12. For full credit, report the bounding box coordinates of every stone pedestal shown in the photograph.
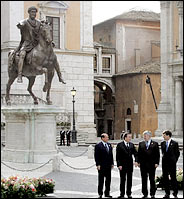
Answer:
[70,143,78,147]
[1,105,65,163]
[154,102,172,136]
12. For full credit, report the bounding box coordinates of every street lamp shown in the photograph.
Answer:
[102,84,106,109]
[146,75,158,110]
[71,87,77,143]
[102,84,106,91]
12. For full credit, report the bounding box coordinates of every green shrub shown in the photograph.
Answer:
[155,168,183,190]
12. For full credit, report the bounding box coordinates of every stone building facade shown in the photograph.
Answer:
[114,62,161,139]
[1,1,97,144]
[93,42,116,139]
[93,10,161,139]
[155,1,183,138]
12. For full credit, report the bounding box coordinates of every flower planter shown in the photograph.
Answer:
[1,176,55,199]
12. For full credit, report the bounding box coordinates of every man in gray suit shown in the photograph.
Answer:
[137,131,160,198]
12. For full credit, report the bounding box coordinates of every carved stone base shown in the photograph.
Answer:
[1,105,65,163]
[70,143,78,147]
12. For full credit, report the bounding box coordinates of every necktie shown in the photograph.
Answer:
[127,143,129,149]
[105,143,109,153]
[146,141,149,149]
[166,141,169,152]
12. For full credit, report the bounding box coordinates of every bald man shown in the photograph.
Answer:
[94,133,114,198]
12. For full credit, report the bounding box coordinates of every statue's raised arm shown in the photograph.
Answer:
[17,20,26,29]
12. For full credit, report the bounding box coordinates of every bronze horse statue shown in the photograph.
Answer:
[5,21,65,105]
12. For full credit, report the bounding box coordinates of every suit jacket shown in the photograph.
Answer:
[60,130,65,138]
[116,141,138,172]
[94,141,114,168]
[138,140,160,167]
[161,139,180,167]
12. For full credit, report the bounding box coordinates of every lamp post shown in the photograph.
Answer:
[71,87,77,143]
[146,75,158,110]
[102,84,106,109]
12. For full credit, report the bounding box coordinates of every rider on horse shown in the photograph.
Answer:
[15,6,65,84]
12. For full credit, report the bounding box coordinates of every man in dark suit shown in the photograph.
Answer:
[66,130,71,146]
[60,130,65,146]
[137,130,160,198]
[161,130,180,198]
[94,133,114,198]
[116,132,138,198]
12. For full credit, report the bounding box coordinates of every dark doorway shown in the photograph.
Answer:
[97,119,104,137]
[127,121,131,133]
[107,120,113,139]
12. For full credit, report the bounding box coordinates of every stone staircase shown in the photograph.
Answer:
[56,129,88,146]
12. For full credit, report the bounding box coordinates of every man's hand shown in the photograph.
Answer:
[97,165,101,170]
[155,164,158,168]
[118,166,122,170]
[111,165,114,169]
[134,162,138,167]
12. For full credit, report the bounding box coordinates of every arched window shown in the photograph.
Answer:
[127,108,131,115]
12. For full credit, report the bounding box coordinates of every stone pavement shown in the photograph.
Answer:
[1,145,183,198]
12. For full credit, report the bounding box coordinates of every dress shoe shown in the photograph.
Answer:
[98,195,102,198]
[117,196,124,198]
[142,196,148,198]
[105,195,112,198]
[151,196,155,198]
[127,195,132,198]
[163,195,170,198]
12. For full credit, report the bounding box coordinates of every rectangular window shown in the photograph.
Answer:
[94,54,97,73]
[135,49,140,67]
[46,16,60,49]
[102,57,110,73]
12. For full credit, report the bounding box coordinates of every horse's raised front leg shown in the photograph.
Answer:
[55,60,66,84]
[46,71,54,105]
[27,76,38,105]
[42,67,49,92]
[5,75,17,105]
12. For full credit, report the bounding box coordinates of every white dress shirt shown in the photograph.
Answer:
[145,139,151,149]
[124,140,130,147]
[102,141,109,151]
[166,138,172,147]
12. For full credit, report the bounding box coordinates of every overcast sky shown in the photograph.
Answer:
[92,1,160,25]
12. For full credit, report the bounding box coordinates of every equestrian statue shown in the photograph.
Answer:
[5,6,66,105]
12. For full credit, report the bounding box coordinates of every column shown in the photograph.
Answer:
[176,1,183,56]
[98,47,102,74]
[175,77,183,133]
